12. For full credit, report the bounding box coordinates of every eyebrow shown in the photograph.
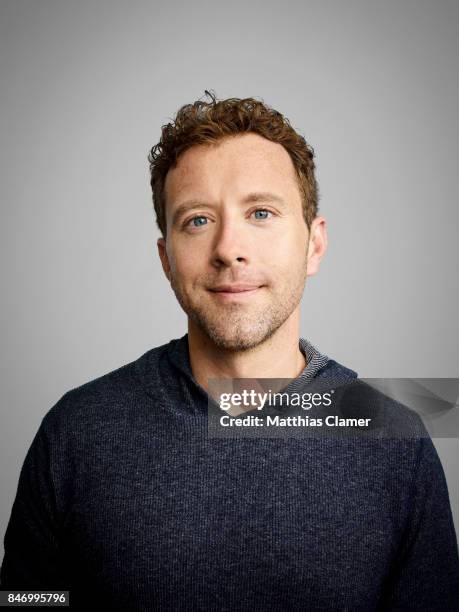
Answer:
[171,192,288,226]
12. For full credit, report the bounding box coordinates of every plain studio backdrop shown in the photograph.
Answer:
[1,0,458,563]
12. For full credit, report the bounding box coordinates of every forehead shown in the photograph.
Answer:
[164,133,300,204]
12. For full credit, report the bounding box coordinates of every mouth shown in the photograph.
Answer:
[208,284,264,300]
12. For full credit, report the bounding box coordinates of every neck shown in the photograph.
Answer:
[187,311,306,391]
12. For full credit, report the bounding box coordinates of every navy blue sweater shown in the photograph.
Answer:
[1,336,459,611]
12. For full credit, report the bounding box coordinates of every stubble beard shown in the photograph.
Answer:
[169,262,308,352]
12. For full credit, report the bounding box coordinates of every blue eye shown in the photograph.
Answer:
[253,209,270,220]
[191,216,208,227]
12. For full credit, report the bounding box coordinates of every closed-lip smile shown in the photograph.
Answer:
[209,284,262,293]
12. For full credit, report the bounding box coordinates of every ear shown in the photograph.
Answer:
[157,237,171,282]
[306,216,328,277]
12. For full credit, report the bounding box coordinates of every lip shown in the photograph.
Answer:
[208,284,264,300]
[209,284,262,293]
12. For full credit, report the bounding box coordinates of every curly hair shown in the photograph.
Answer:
[148,91,319,237]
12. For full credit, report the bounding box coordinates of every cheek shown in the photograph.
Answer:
[168,244,204,283]
[260,230,307,272]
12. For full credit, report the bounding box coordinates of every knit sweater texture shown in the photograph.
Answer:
[1,335,459,611]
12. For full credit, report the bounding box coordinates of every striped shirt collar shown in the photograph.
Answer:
[169,334,330,384]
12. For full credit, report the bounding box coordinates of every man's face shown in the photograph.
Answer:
[158,133,323,351]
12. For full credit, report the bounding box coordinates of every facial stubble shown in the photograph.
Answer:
[169,252,309,352]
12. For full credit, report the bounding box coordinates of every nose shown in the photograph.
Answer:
[211,218,249,269]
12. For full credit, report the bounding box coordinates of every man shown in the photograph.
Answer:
[2,92,458,611]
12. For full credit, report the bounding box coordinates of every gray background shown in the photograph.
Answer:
[1,0,458,562]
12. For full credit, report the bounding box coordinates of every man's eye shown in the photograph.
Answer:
[252,209,272,220]
[187,216,208,228]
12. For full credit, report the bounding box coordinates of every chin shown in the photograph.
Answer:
[197,319,280,352]
[208,335,261,352]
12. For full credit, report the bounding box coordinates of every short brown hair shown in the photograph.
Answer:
[148,91,319,237]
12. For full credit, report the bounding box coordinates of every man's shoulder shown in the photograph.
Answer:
[42,339,175,428]
[315,358,359,381]
[315,359,429,439]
